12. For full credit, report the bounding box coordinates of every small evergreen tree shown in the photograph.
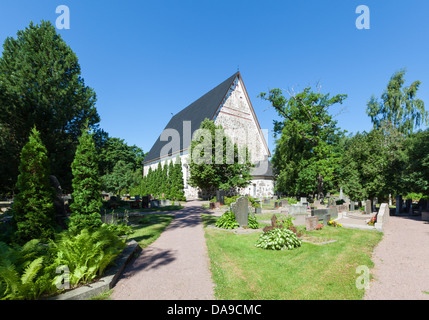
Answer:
[69,126,102,233]
[12,127,57,244]
[172,156,186,201]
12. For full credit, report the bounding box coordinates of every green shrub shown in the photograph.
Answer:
[12,127,57,244]
[0,240,55,300]
[50,225,125,287]
[215,211,259,230]
[69,126,103,233]
[255,228,302,251]
[215,211,239,229]
[247,215,259,229]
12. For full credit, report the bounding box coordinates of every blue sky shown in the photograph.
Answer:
[1,0,429,156]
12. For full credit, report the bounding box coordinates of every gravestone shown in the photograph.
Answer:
[323,214,331,226]
[313,200,321,208]
[395,195,402,215]
[150,200,160,208]
[405,199,412,215]
[350,201,355,211]
[263,199,270,205]
[365,200,372,215]
[279,199,288,207]
[134,195,141,201]
[312,208,338,220]
[141,196,149,209]
[300,197,307,204]
[305,216,318,231]
[263,215,278,232]
[289,205,307,215]
[375,203,390,231]
[216,190,225,205]
[233,197,249,227]
[272,196,278,201]
[292,213,308,226]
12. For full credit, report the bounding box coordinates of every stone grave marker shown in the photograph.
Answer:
[374,203,389,231]
[322,214,331,225]
[365,200,372,215]
[305,216,318,231]
[312,208,338,220]
[263,215,278,232]
[216,190,225,205]
[292,213,308,226]
[289,205,307,215]
[234,197,249,227]
[279,199,288,207]
[395,195,402,215]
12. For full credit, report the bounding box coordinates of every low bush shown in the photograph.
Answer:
[50,225,126,287]
[215,211,259,230]
[215,211,239,229]
[0,224,126,300]
[255,228,302,251]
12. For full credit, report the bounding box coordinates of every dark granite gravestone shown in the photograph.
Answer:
[216,190,225,205]
[311,208,338,220]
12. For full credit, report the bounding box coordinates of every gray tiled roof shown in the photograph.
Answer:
[144,72,239,164]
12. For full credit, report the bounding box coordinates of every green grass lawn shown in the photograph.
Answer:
[202,214,382,300]
[127,214,175,248]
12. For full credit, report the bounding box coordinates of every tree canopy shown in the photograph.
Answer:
[259,87,347,197]
[188,119,253,194]
[0,21,99,194]
[366,69,427,136]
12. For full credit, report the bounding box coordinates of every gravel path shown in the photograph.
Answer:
[364,215,429,300]
[110,200,215,300]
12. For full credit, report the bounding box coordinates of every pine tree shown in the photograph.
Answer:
[12,127,57,244]
[0,21,99,195]
[69,126,102,233]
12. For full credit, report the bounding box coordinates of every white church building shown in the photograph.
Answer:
[143,72,274,200]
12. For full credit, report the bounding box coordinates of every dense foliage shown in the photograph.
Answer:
[141,155,186,201]
[0,21,99,194]
[68,126,103,233]
[188,119,253,195]
[12,127,57,245]
[259,87,346,197]
[0,225,125,300]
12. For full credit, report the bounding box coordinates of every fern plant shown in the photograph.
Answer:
[0,240,55,300]
[50,225,125,287]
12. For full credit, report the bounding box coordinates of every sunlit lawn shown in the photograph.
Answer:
[202,214,382,300]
